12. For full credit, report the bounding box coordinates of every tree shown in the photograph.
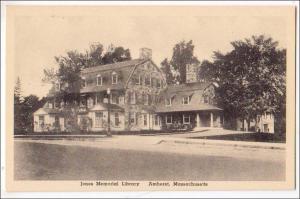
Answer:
[14,77,24,133]
[160,58,175,84]
[22,95,40,132]
[43,43,132,95]
[102,45,131,64]
[14,77,22,104]
[200,35,286,133]
[170,40,200,84]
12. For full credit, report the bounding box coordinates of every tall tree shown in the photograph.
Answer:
[170,40,200,84]
[200,35,286,133]
[14,77,22,104]
[14,77,24,133]
[160,58,175,84]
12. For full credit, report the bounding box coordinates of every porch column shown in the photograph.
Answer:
[196,113,200,128]
[216,114,221,127]
[210,112,214,127]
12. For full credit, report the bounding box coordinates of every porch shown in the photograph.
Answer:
[159,111,223,131]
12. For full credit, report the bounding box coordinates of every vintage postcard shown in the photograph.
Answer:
[2,3,297,194]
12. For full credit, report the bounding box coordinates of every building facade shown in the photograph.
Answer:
[33,48,223,133]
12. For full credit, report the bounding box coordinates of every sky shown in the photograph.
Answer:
[13,7,288,98]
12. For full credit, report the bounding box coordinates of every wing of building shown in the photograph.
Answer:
[33,48,224,133]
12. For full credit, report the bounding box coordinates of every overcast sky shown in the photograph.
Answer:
[13,7,287,98]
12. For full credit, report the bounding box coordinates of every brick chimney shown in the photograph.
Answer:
[139,48,152,60]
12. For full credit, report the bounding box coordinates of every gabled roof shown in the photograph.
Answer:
[34,108,62,115]
[159,81,213,98]
[157,81,222,112]
[80,59,148,93]
[81,59,145,74]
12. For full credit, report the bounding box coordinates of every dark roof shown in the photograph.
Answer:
[156,103,222,113]
[162,82,212,94]
[156,81,222,113]
[80,59,148,93]
[81,59,146,74]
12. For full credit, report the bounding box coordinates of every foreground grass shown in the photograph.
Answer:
[190,132,286,143]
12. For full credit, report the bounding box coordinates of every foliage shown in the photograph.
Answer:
[199,35,286,132]
[161,40,200,84]
[14,77,45,133]
[43,43,132,96]
[160,58,174,84]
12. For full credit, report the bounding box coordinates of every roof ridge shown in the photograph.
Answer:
[81,59,144,74]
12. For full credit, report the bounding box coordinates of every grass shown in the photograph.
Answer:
[190,132,286,143]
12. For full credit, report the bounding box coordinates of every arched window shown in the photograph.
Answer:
[112,71,118,84]
[97,74,102,86]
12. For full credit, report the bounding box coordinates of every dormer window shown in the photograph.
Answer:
[81,77,86,88]
[97,74,102,86]
[112,71,118,84]
[165,98,172,106]
[182,96,191,105]
[203,96,209,104]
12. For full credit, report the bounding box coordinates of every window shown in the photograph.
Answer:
[143,114,147,126]
[114,112,120,127]
[183,115,190,124]
[118,96,124,105]
[39,115,44,128]
[112,72,118,84]
[166,115,172,124]
[145,75,151,86]
[136,75,141,85]
[129,92,136,104]
[111,94,118,104]
[151,78,156,87]
[95,112,103,127]
[165,98,172,106]
[54,116,60,127]
[182,96,190,105]
[144,94,149,105]
[129,112,136,125]
[157,79,161,88]
[81,77,86,88]
[97,75,102,86]
[96,94,102,104]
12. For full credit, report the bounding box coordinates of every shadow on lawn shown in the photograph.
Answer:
[189,132,286,143]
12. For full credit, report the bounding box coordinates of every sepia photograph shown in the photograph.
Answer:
[1,2,298,196]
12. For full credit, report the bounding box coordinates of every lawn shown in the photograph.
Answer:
[189,132,286,143]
